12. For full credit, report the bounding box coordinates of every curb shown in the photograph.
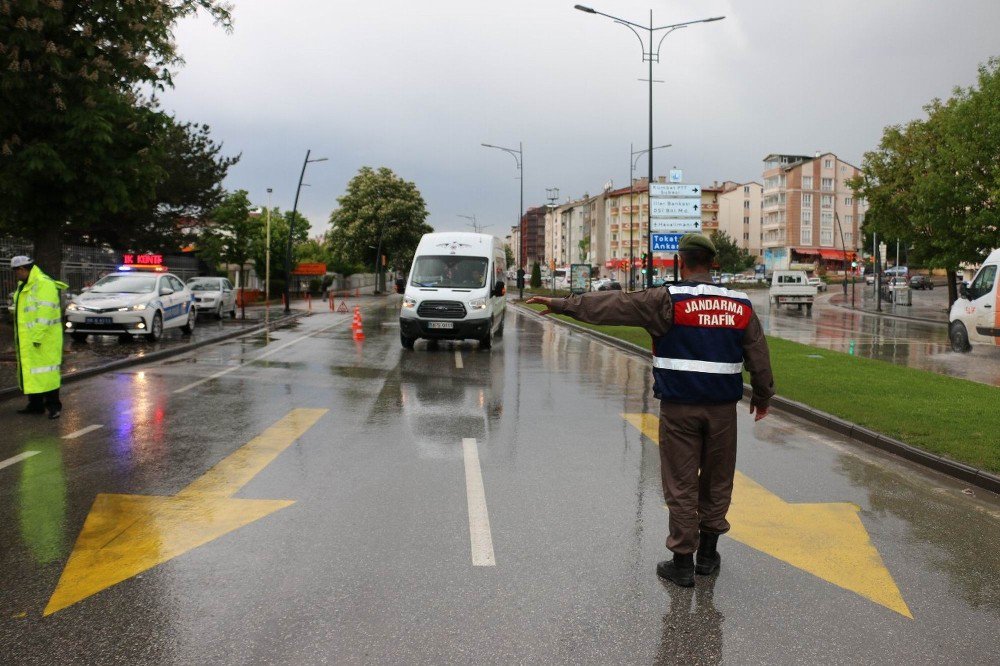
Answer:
[0,311,310,404]
[512,302,1000,495]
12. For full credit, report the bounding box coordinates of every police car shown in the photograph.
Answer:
[64,269,195,342]
[949,248,999,352]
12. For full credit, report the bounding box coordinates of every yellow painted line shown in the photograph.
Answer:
[178,408,326,498]
[44,408,328,616]
[622,412,912,619]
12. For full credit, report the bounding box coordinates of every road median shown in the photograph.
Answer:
[513,301,1000,493]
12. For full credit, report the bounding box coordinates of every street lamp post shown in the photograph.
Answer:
[284,149,328,313]
[265,188,272,330]
[630,142,671,290]
[482,142,523,267]
[546,187,560,295]
[575,5,723,288]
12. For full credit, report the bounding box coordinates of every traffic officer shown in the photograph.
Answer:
[526,233,774,587]
[10,256,67,419]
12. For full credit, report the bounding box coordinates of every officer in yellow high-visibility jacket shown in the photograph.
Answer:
[10,256,67,419]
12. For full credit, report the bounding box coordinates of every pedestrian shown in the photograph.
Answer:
[526,233,775,587]
[9,256,67,419]
[516,266,526,300]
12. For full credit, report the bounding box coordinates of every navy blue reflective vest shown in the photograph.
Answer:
[652,282,753,404]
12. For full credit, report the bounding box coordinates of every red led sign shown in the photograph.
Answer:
[122,254,164,266]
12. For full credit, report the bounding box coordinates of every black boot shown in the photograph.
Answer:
[696,532,721,575]
[656,553,695,587]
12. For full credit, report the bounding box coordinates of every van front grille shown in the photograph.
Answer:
[417,300,466,319]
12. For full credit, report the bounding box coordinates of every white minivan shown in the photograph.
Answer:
[949,248,999,352]
[398,232,506,349]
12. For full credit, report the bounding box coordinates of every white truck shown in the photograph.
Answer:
[769,270,818,315]
[948,248,999,352]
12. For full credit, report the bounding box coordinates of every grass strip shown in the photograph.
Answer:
[522,302,1000,473]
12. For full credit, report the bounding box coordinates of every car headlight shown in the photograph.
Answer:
[402,296,417,309]
[468,297,488,310]
[129,303,148,311]
[66,303,80,312]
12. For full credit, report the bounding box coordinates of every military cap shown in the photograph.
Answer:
[678,233,716,256]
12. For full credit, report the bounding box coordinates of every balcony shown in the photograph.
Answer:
[610,207,619,215]
[702,203,719,213]
[610,224,619,232]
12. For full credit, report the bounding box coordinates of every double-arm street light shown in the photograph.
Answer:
[481,142,523,266]
[285,149,328,313]
[630,142,671,290]
[575,5,723,288]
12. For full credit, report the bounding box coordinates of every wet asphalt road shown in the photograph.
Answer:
[1,299,999,664]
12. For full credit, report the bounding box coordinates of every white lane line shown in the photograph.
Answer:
[173,320,344,394]
[62,424,104,440]
[455,349,464,369]
[0,451,40,471]
[462,437,495,566]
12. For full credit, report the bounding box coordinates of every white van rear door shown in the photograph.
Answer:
[970,264,998,343]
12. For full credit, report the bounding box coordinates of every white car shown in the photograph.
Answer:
[65,271,195,342]
[187,277,237,319]
[807,276,828,292]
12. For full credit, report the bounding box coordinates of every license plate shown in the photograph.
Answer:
[85,317,113,325]
[428,321,454,329]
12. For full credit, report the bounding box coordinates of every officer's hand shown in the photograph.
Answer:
[750,403,768,421]
[524,296,553,315]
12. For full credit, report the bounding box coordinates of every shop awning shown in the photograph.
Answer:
[792,248,820,256]
[819,249,856,260]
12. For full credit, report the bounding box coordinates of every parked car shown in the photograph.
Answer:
[598,280,622,291]
[592,278,612,291]
[807,276,828,292]
[187,277,237,319]
[64,271,195,342]
[909,275,934,290]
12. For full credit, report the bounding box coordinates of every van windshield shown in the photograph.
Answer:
[411,256,489,289]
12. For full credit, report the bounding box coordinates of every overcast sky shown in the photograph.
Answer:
[160,0,1000,237]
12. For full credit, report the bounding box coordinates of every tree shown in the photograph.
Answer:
[504,244,515,267]
[327,167,433,276]
[853,58,1000,305]
[201,191,256,318]
[248,208,310,298]
[0,0,233,274]
[530,262,542,288]
[712,231,755,274]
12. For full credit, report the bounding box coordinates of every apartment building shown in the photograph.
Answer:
[519,205,548,268]
[701,183,724,236]
[717,181,764,260]
[602,180,648,280]
[761,152,867,272]
[543,194,603,269]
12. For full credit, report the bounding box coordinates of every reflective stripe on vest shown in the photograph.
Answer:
[652,357,743,374]
[30,364,61,374]
[25,318,62,328]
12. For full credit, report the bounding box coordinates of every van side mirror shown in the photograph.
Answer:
[493,282,505,298]
[959,282,970,300]
[394,278,405,294]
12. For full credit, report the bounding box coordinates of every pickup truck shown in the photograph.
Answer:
[769,270,818,315]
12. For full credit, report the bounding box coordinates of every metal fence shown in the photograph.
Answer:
[1,238,204,310]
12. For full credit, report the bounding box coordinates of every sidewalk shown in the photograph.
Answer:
[0,305,308,397]
[827,282,950,325]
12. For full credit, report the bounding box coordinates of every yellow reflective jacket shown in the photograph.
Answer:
[13,265,68,394]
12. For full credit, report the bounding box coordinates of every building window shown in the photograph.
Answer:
[845,214,853,226]
[820,230,834,246]
[801,209,812,225]
[800,226,812,245]
[744,185,750,194]
[821,195,833,208]
[845,231,853,245]
[802,193,812,206]
[845,196,853,205]
[821,177,834,191]
[824,159,833,168]
[802,176,813,189]
[744,200,751,209]
[743,216,750,225]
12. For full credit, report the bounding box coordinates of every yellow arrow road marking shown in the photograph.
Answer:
[622,412,912,619]
[44,408,327,616]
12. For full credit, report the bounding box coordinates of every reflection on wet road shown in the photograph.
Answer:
[750,290,1000,386]
[0,299,998,664]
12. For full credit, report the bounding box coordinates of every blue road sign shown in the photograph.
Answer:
[651,233,682,252]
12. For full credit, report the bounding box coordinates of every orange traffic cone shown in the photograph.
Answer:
[352,306,365,340]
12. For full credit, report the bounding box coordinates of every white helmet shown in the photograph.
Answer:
[10,255,32,269]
